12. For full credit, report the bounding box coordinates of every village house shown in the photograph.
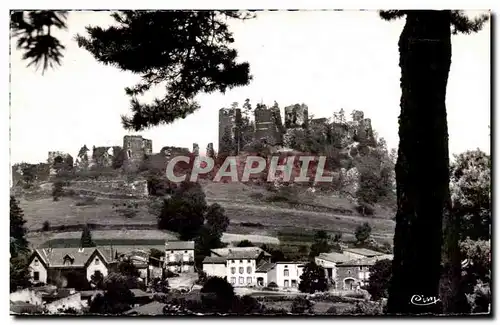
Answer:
[335,254,393,290]
[28,247,116,286]
[315,251,353,286]
[164,241,195,273]
[202,247,271,287]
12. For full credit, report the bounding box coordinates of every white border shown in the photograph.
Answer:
[1,1,497,325]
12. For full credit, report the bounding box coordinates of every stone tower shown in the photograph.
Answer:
[123,135,152,171]
[254,105,281,146]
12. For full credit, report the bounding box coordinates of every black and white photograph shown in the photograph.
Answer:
[7,6,492,317]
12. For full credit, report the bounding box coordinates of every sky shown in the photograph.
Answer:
[10,10,491,165]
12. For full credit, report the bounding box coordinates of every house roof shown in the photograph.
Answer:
[316,252,353,264]
[124,301,166,315]
[211,247,270,259]
[115,245,166,256]
[339,254,394,267]
[32,247,115,268]
[202,256,226,264]
[256,262,276,273]
[343,248,384,257]
[276,261,308,264]
[165,241,195,251]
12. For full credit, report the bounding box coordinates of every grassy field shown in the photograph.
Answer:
[17,179,394,251]
[18,197,157,231]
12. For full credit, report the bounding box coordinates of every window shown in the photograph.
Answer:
[240,260,243,263]
[184,251,188,253]
[231,277,236,284]
[284,269,289,277]
[34,272,39,281]
[247,267,252,274]
[247,260,251,263]
[95,258,100,265]
[239,277,244,284]
[171,251,174,253]
[34,259,39,266]
[247,277,252,284]
[347,270,351,275]
[231,260,235,264]
[231,267,236,274]
[284,280,289,287]
[291,280,297,287]
[239,267,244,274]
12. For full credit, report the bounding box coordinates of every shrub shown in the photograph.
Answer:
[249,192,264,200]
[356,202,375,216]
[236,240,254,248]
[42,221,50,232]
[291,296,313,314]
[325,305,338,314]
[267,282,278,289]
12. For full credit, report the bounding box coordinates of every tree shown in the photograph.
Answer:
[77,145,90,170]
[205,203,229,237]
[355,223,371,244]
[309,230,331,258]
[89,274,135,315]
[367,259,392,301]
[242,98,253,119]
[42,220,50,232]
[450,150,491,241]
[75,11,253,131]
[236,240,254,248]
[149,248,164,260]
[10,196,29,258]
[20,164,36,188]
[459,238,491,311]
[10,257,31,292]
[117,259,141,278]
[52,180,64,201]
[201,276,235,312]
[291,296,313,314]
[158,181,207,240]
[379,10,489,314]
[80,224,96,248]
[298,262,328,294]
[150,277,169,293]
[10,11,68,73]
[90,270,105,289]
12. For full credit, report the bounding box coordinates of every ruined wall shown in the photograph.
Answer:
[284,104,308,129]
[92,146,122,168]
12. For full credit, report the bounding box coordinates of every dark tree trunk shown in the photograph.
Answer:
[387,10,452,315]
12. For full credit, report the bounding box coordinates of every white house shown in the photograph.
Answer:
[202,256,226,278]
[28,247,116,285]
[269,262,307,290]
[202,247,271,287]
[164,241,195,273]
